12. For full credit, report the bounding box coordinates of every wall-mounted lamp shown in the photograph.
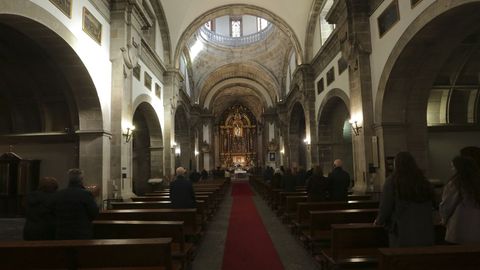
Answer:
[175,146,181,156]
[349,119,362,136]
[280,148,285,155]
[194,150,199,156]
[303,137,311,145]
[123,125,135,143]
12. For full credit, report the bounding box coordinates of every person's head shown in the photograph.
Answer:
[333,159,343,168]
[391,152,433,202]
[460,146,480,168]
[38,177,58,193]
[176,167,186,176]
[67,169,84,187]
[451,156,480,204]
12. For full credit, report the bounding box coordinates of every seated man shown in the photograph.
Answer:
[170,167,196,208]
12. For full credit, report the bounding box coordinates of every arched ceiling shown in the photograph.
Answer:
[160,0,313,59]
[211,86,265,120]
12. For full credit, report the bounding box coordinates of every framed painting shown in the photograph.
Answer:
[49,0,72,18]
[377,0,400,38]
[83,7,102,44]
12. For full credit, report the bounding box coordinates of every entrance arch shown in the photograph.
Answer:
[376,1,480,180]
[132,102,163,195]
[317,90,352,176]
[0,13,104,193]
[288,102,307,169]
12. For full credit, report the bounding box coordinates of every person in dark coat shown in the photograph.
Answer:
[328,159,351,201]
[283,168,296,192]
[170,167,196,208]
[23,177,58,240]
[375,152,435,247]
[189,170,201,183]
[53,169,99,240]
[200,169,209,181]
[296,167,307,186]
[307,166,329,202]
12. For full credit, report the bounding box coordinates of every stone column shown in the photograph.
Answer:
[109,2,145,199]
[162,70,181,177]
[338,0,375,193]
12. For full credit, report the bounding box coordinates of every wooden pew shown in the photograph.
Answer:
[378,245,480,270]
[319,223,388,269]
[137,195,216,216]
[93,220,193,269]
[0,238,176,270]
[303,209,378,252]
[293,200,379,232]
[97,209,201,239]
[109,201,208,226]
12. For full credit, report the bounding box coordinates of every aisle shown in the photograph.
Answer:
[221,182,284,270]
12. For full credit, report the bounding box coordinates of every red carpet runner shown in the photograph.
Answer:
[222,182,284,270]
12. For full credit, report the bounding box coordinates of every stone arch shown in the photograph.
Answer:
[132,101,163,195]
[0,3,103,130]
[173,4,304,69]
[288,102,307,169]
[150,0,172,64]
[304,0,324,61]
[375,0,480,179]
[316,90,353,176]
[0,4,106,195]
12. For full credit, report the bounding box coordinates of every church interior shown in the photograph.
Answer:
[1,0,480,269]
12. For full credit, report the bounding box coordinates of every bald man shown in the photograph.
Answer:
[170,167,196,208]
[328,159,351,201]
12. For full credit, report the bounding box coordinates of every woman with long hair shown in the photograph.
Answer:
[440,156,480,244]
[375,152,435,247]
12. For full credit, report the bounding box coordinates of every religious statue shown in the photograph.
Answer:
[232,111,243,138]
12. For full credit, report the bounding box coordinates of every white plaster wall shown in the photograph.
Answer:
[132,59,165,130]
[155,20,165,62]
[31,0,112,131]
[428,131,480,182]
[243,15,257,35]
[215,16,230,36]
[315,52,350,121]
[369,0,436,115]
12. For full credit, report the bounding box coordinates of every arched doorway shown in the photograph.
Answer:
[377,1,480,181]
[289,102,307,169]
[317,93,353,176]
[174,106,190,170]
[132,102,163,195]
[0,15,102,189]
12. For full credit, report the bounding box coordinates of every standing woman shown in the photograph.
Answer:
[375,152,435,247]
[23,177,58,240]
[440,156,480,244]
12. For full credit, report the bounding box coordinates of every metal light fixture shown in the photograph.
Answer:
[123,125,135,143]
[349,119,362,136]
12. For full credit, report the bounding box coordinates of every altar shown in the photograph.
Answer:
[218,104,257,168]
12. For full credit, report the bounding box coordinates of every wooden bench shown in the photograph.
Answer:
[293,200,379,232]
[97,209,201,239]
[109,201,208,226]
[93,220,193,269]
[379,245,480,270]
[0,238,175,270]
[138,195,216,215]
[319,223,388,269]
[303,209,379,253]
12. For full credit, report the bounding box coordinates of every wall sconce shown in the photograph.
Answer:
[280,148,285,155]
[175,146,181,156]
[123,125,135,143]
[194,150,199,156]
[349,119,362,136]
[303,137,311,145]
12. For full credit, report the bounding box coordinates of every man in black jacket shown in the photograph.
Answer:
[53,169,99,240]
[170,167,196,208]
[328,159,351,201]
